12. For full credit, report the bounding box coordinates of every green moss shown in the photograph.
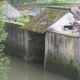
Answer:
[4,41,27,60]
[17,16,30,23]
[46,55,79,80]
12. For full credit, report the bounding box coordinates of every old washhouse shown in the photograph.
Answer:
[4,3,80,79]
[21,7,69,62]
[21,6,80,63]
[5,5,80,67]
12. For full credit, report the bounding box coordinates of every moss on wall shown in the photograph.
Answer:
[4,41,28,61]
[46,55,79,80]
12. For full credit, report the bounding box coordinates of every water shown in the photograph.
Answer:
[6,55,70,80]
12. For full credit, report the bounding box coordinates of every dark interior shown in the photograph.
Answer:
[28,31,45,63]
[64,25,73,30]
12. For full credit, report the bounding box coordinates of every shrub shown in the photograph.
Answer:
[17,16,30,23]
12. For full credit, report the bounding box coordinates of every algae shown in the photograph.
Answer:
[4,41,27,61]
[46,54,79,80]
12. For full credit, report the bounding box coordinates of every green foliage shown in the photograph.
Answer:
[17,17,30,23]
[69,59,73,65]
[0,6,10,80]
[6,0,80,6]
[0,57,10,80]
[0,0,6,2]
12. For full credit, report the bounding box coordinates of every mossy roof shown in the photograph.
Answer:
[21,6,70,33]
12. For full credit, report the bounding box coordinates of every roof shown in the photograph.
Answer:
[21,6,69,33]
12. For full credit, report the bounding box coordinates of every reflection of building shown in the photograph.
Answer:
[0,2,21,21]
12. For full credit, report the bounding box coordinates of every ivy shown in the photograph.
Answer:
[0,5,10,80]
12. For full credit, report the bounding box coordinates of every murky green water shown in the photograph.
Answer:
[6,55,70,80]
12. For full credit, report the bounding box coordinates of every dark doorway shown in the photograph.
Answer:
[28,31,45,63]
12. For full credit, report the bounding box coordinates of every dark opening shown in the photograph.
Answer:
[64,25,73,30]
[28,31,45,63]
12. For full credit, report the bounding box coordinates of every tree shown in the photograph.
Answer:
[0,5,10,80]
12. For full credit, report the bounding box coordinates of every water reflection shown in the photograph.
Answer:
[7,55,70,80]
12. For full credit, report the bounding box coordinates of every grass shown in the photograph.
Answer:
[17,16,30,24]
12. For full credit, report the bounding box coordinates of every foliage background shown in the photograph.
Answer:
[0,0,79,8]
[0,0,79,6]
[0,5,10,80]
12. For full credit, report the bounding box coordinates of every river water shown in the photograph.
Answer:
[6,55,70,80]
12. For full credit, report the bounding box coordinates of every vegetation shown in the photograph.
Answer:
[0,5,10,80]
[0,0,79,6]
[17,16,30,23]
[6,0,80,6]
